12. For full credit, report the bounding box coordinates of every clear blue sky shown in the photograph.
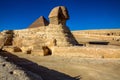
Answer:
[0,0,120,31]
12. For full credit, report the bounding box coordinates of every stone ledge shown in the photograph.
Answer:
[52,46,120,58]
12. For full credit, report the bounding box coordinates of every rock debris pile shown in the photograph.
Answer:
[0,55,43,80]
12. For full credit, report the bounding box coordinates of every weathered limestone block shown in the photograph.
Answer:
[52,46,120,58]
[2,46,14,52]
[13,46,22,52]
[13,38,23,47]
[0,34,5,49]
[2,30,14,46]
[13,28,46,51]
[45,38,57,47]
[2,46,21,52]
[26,49,32,54]
[21,46,33,54]
[42,46,52,56]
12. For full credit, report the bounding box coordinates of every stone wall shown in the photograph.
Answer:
[0,30,14,46]
[72,29,120,45]
[0,33,5,48]
[12,24,78,52]
[52,46,120,58]
[13,27,46,52]
[72,29,120,36]
[0,24,78,53]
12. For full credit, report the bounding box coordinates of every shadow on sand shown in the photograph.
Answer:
[0,50,81,80]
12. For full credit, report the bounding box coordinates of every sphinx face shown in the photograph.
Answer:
[60,6,69,19]
[48,6,69,25]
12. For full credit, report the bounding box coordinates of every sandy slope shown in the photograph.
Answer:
[5,52,120,80]
[0,55,43,80]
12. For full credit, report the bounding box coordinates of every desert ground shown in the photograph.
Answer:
[0,49,120,80]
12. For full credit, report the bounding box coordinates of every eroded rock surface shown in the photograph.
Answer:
[49,6,69,25]
[0,54,43,80]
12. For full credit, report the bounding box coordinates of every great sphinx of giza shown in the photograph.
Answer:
[0,6,78,55]
[46,6,78,47]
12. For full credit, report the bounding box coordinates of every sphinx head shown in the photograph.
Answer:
[48,6,69,25]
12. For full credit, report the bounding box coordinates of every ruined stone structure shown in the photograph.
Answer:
[0,6,120,58]
[47,6,78,47]
[0,6,78,55]
[72,29,120,46]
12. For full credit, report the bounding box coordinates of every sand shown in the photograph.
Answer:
[0,51,120,80]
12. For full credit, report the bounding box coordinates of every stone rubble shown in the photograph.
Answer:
[0,55,43,80]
